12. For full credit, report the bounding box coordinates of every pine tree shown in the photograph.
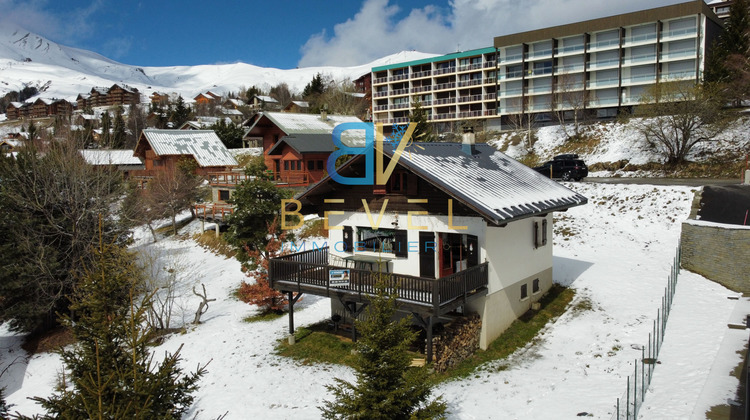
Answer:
[410,99,436,142]
[705,0,750,105]
[112,107,127,148]
[169,96,192,128]
[210,118,245,148]
[320,282,447,420]
[100,111,112,147]
[28,238,206,419]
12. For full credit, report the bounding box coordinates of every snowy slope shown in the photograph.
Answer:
[2,184,744,419]
[0,23,436,101]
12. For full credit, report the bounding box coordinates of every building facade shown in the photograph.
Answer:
[371,0,723,129]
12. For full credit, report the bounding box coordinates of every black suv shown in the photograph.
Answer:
[533,154,588,181]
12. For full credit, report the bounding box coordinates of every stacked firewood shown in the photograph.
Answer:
[429,314,481,372]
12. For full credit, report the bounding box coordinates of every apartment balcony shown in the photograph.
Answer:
[389,74,409,82]
[269,247,489,316]
[621,54,656,66]
[374,91,389,98]
[421,100,433,106]
[527,68,553,78]
[433,82,457,91]
[434,67,457,75]
[525,48,553,61]
[412,70,432,79]
[483,61,497,68]
[499,88,524,98]
[621,96,643,106]
[659,49,696,62]
[374,104,389,111]
[587,38,620,52]
[373,76,388,85]
[588,97,619,107]
[484,93,497,100]
[586,77,619,89]
[623,32,657,47]
[434,97,457,105]
[660,71,697,82]
[527,85,552,95]
[498,71,524,81]
[483,109,497,116]
[390,103,410,110]
[411,85,433,93]
[391,117,410,123]
[457,79,483,87]
[458,110,484,118]
[458,63,483,72]
[501,105,524,114]
[498,53,523,64]
[390,88,409,96]
[528,103,551,111]
[660,27,698,42]
[555,63,585,74]
[554,44,586,57]
[621,74,657,86]
[588,58,621,71]
[433,112,457,120]
[458,94,483,103]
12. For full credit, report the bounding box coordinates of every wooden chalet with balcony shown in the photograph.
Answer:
[107,84,140,106]
[243,111,365,186]
[131,129,238,184]
[269,131,587,361]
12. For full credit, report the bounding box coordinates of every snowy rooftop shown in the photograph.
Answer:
[255,95,278,103]
[139,129,238,168]
[382,142,588,224]
[251,112,365,144]
[79,149,143,166]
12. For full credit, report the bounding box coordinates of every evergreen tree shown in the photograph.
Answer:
[26,121,38,142]
[100,111,112,147]
[169,96,192,128]
[320,282,447,420]
[112,107,127,148]
[410,99,436,142]
[705,0,750,104]
[210,118,245,148]
[27,239,206,419]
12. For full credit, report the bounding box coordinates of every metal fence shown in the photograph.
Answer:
[610,246,681,420]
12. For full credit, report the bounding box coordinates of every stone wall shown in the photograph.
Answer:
[680,219,750,293]
[429,314,482,372]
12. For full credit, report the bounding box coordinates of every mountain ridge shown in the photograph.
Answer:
[0,24,437,103]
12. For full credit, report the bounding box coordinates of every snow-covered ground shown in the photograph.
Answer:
[1,183,746,419]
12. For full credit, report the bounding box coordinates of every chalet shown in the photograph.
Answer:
[150,92,170,105]
[107,84,140,106]
[194,91,221,105]
[221,107,244,124]
[223,98,246,109]
[4,102,26,120]
[282,101,309,113]
[0,139,21,153]
[79,149,145,178]
[265,134,334,186]
[243,111,364,185]
[131,129,238,179]
[76,94,90,110]
[269,131,587,361]
[248,95,280,112]
[28,98,72,119]
[89,87,110,107]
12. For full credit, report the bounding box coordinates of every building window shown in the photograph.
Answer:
[534,218,548,248]
[542,219,548,246]
[307,160,315,171]
[284,160,289,170]
[153,159,164,167]
[219,190,230,201]
[355,227,407,257]
[521,284,528,300]
[317,160,324,170]
[533,278,540,294]
[390,172,407,192]
[296,160,302,171]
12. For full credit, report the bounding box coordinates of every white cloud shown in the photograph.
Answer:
[0,0,102,44]
[298,0,689,67]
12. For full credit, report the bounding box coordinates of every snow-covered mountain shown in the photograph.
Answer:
[0,23,436,102]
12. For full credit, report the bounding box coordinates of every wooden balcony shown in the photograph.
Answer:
[207,171,250,187]
[195,203,234,221]
[269,247,489,316]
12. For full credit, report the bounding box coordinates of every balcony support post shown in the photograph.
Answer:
[287,291,303,335]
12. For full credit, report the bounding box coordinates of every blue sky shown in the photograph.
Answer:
[0,0,690,69]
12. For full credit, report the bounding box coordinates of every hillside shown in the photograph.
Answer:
[0,23,436,101]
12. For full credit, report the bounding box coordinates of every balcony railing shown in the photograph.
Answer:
[411,85,433,93]
[458,63,483,72]
[458,79,483,87]
[434,67,456,75]
[458,94,483,103]
[412,70,432,78]
[195,203,234,220]
[269,247,489,314]
[207,172,250,186]
[661,27,697,40]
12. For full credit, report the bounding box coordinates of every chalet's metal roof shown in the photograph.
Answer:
[297,142,587,225]
[267,134,336,155]
[139,129,238,168]
[80,149,144,166]
[382,143,587,224]
[247,112,366,145]
[255,95,278,103]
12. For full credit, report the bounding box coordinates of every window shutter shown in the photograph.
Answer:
[394,230,408,258]
[542,219,548,246]
[533,221,539,249]
[343,226,353,252]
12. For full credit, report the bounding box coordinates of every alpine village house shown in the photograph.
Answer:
[269,129,587,361]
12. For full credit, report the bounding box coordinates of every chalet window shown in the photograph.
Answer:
[153,159,164,167]
[542,219,548,246]
[284,161,289,170]
[355,227,406,256]
[307,160,315,171]
[296,160,302,171]
[218,190,230,201]
[533,278,540,294]
[389,172,407,193]
[317,160,324,170]
[521,284,528,300]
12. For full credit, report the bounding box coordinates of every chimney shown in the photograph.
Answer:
[320,105,328,121]
[461,126,476,155]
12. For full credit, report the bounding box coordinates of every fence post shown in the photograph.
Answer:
[626,378,630,420]
[642,348,646,401]
[634,360,638,415]
[616,398,620,420]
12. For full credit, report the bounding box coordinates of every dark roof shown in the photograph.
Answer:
[266,134,336,155]
[296,142,587,225]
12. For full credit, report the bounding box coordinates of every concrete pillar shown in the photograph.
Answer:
[744,169,750,185]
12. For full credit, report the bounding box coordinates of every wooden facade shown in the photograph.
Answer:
[107,84,140,106]
[194,91,221,105]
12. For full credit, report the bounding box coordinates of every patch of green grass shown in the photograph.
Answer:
[243,311,285,323]
[430,284,575,383]
[192,231,236,258]
[276,323,359,368]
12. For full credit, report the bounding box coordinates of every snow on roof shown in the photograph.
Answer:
[267,134,336,155]
[380,143,587,224]
[255,95,278,103]
[291,101,309,107]
[224,98,245,106]
[80,149,143,166]
[140,129,238,168]
[222,108,243,116]
[9,102,24,108]
[254,112,365,144]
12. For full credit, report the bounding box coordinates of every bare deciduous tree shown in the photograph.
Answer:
[552,72,590,139]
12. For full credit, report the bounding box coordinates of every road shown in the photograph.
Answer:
[583,177,742,187]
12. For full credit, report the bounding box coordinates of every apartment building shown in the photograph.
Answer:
[371,0,723,129]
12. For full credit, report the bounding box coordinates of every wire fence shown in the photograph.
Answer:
[610,246,681,420]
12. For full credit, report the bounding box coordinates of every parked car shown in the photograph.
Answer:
[533,154,588,181]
